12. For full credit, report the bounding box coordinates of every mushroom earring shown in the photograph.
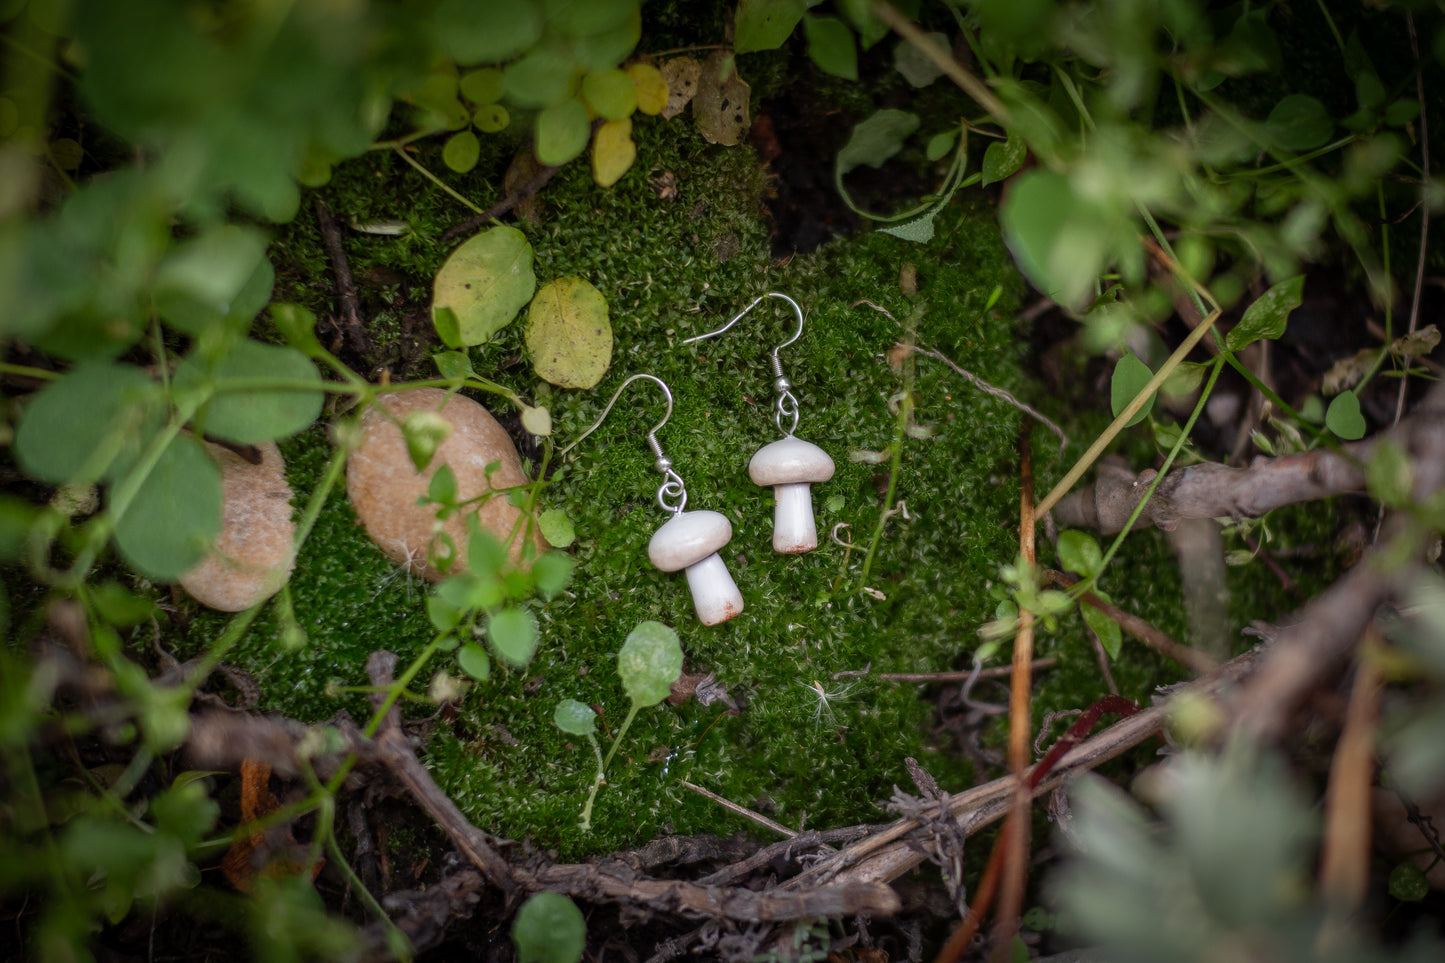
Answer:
[684,293,835,554]
[557,374,743,626]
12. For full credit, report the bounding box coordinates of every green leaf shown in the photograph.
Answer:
[432,226,537,347]
[525,277,613,389]
[457,643,491,681]
[893,32,947,87]
[553,699,597,736]
[113,434,222,582]
[90,581,158,627]
[1326,390,1367,440]
[734,0,806,54]
[617,620,683,708]
[999,168,1111,309]
[581,69,637,120]
[879,215,937,243]
[1226,275,1304,351]
[1385,99,1420,127]
[837,109,920,175]
[466,522,509,577]
[1109,352,1155,427]
[404,411,454,473]
[152,225,270,336]
[429,463,459,507]
[427,594,463,633]
[837,0,888,48]
[14,361,163,485]
[1264,94,1332,152]
[804,16,857,81]
[505,44,580,109]
[925,129,958,162]
[474,103,510,133]
[1081,602,1123,661]
[442,130,481,173]
[179,340,324,444]
[1365,438,1412,508]
[532,552,575,599]
[1057,530,1104,579]
[569,6,641,73]
[982,134,1026,186]
[460,67,505,105]
[539,508,576,548]
[433,350,475,381]
[269,304,326,358]
[512,891,586,963]
[487,606,539,668]
[436,0,543,65]
[1389,862,1429,902]
[535,97,592,166]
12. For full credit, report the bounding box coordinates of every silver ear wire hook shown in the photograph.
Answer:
[557,373,688,514]
[682,292,805,436]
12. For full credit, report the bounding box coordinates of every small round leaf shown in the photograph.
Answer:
[442,130,481,173]
[457,642,491,681]
[1057,530,1104,579]
[512,891,585,963]
[525,277,613,389]
[521,405,552,437]
[581,69,637,120]
[1326,390,1367,440]
[553,699,597,736]
[626,63,668,115]
[432,226,537,347]
[617,620,683,708]
[487,606,539,668]
[1389,863,1429,902]
[1109,352,1155,427]
[459,67,505,105]
[539,508,575,548]
[591,117,636,188]
[535,97,591,166]
[474,103,510,133]
[15,361,163,485]
[178,340,324,444]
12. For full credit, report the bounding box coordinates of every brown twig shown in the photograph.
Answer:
[439,163,560,243]
[1318,632,1384,911]
[314,197,371,357]
[907,344,1070,452]
[1045,569,1218,674]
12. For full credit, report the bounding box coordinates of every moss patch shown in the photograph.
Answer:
[175,81,1315,862]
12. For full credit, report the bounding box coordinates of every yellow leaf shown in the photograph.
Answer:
[592,117,636,188]
[525,277,613,389]
[627,63,669,115]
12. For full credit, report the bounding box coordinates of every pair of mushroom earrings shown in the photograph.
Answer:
[558,293,835,626]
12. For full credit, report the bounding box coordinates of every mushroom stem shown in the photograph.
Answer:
[771,482,818,554]
[683,553,744,626]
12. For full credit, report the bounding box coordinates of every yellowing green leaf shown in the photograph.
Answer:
[474,104,510,133]
[442,129,480,173]
[459,67,505,105]
[627,63,668,115]
[525,277,613,389]
[591,116,636,187]
[432,226,537,347]
[581,69,637,120]
[693,52,750,146]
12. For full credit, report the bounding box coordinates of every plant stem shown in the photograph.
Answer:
[601,703,640,774]
[391,144,483,215]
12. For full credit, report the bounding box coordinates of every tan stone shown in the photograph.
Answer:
[179,441,296,612]
[346,388,544,581]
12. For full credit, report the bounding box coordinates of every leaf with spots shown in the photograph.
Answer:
[693,52,750,146]
[432,226,536,347]
[659,56,700,120]
[525,277,613,388]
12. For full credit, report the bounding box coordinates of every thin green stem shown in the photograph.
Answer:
[601,703,640,774]
[0,362,59,381]
[391,145,483,215]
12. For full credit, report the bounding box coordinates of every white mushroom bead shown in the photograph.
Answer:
[647,510,744,625]
[748,436,835,554]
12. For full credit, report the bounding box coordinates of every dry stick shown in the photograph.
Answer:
[679,779,799,840]
[906,344,1070,452]
[1037,312,1220,519]
[440,163,560,243]
[784,649,1260,896]
[1318,630,1384,912]
[1045,569,1218,675]
[991,421,1038,960]
[314,197,371,357]
[872,1,1011,125]
[831,659,1058,682]
[363,652,899,922]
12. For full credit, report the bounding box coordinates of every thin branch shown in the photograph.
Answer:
[440,162,560,243]
[314,197,371,358]
[830,658,1058,682]
[1046,569,1218,674]
[1393,10,1431,428]
[907,344,1070,451]
[679,779,800,840]
[872,1,1011,125]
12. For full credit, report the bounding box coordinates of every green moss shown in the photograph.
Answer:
[172,79,1314,862]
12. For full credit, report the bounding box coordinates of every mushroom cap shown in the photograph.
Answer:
[647,510,733,572]
[748,435,835,486]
